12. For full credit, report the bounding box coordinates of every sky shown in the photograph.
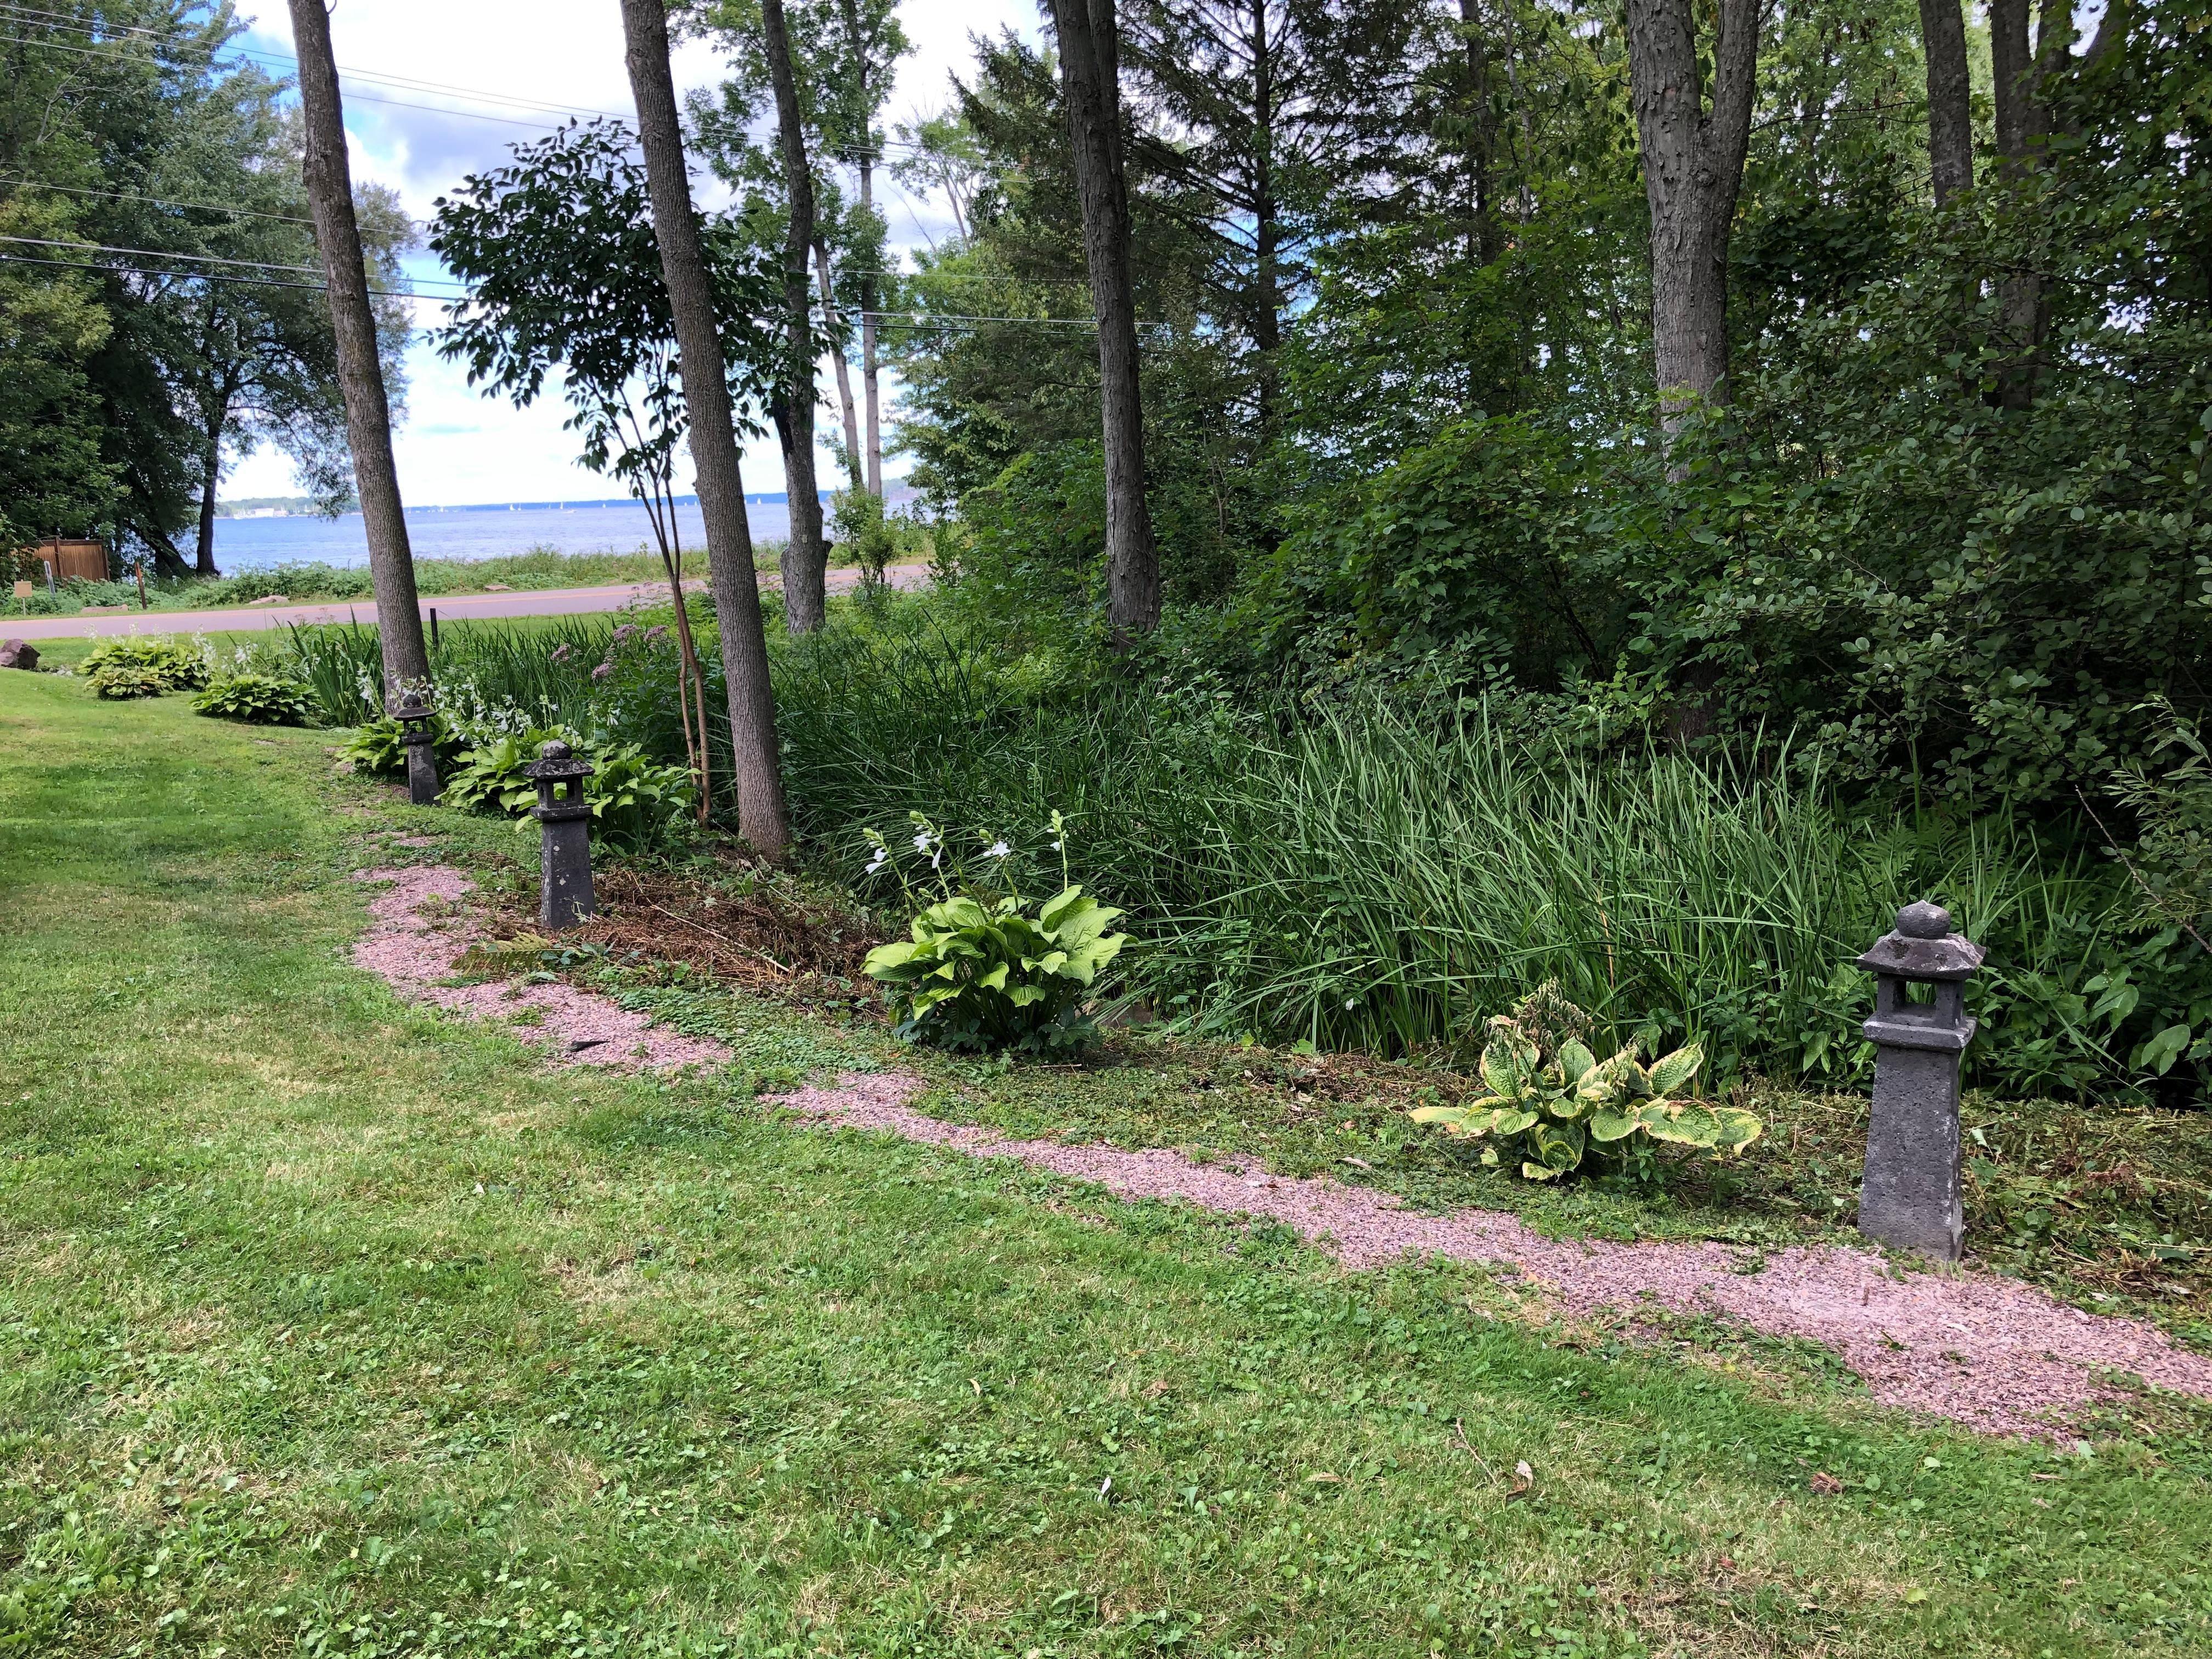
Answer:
[222,0,1040,507]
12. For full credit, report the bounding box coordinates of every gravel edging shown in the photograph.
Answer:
[343,866,2212,1436]
[767,1070,2212,1437]
[353,864,730,1071]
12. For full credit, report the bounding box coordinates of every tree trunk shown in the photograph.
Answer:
[760,0,828,635]
[1049,0,1161,637]
[1989,0,2065,408]
[1623,0,1760,425]
[195,427,222,576]
[854,160,880,504]
[1458,0,1500,266]
[838,0,885,499]
[815,239,866,493]
[1250,0,1280,438]
[287,0,428,693]
[1990,0,2039,170]
[1917,0,1974,206]
[860,156,883,498]
[619,0,791,860]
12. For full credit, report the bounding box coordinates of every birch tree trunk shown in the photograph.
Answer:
[1623,0,1760,425]
[1048,0,1161,638]
[1917,0,1974,206]
[618,0,791,859]
[286,0,428,692]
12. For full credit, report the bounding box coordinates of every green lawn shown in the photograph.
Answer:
[4,675,2211,1657]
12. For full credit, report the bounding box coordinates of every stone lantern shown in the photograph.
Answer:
[393,690,441,806]
[1855,900,1985,1263]
[522,740,596,929]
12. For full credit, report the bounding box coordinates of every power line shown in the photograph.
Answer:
[0,20,617,131]
[0,1,631,121]
[861,309,1165,328]
[1,177,315,227]
[0,249,438,302]
[0,232,461,291]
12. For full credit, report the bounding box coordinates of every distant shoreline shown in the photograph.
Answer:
[216,486,909,520]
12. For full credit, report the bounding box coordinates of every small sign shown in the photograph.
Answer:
[11,581,29,600]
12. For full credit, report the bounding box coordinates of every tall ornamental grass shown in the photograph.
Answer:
[772,608,2179,1096]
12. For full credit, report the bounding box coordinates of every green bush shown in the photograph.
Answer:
[338,710,465,776]
[1408,984,1761,1181]
[85,661,168,700]
[191,673,315,726]
[860,815,1130,1053]
[81,635,211,698]
[442,731,544,816]
[770,600,2212,1099]
[443,727,694,853]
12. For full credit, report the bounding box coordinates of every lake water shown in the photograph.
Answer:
[211,488,917,572]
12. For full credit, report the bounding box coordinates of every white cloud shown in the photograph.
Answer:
[224,0,1041,506]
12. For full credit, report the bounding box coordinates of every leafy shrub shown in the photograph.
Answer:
[85,661,168,700]
[338,709,464,775]
[80,635,211,698]
[861,814,1130,1053]
[191,673,315,725]
[586,744,696,851]
[443,727,693,852]
[1408,985,1762,1181]
[442,731,544,816]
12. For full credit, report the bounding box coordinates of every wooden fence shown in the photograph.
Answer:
[8,538,109,584]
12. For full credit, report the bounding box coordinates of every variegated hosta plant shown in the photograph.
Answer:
[1409,992,1763,1181]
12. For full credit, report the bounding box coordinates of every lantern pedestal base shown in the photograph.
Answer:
[537,806,595,930]
[1857,1014,1973,1264]
[402,738,440,806]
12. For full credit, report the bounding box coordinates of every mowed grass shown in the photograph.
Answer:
[2,682,2211,1657]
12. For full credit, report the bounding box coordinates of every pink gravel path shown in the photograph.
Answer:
[353,865,730,1071]
[341,869,2212,1435]
[768,1070,2212,1436]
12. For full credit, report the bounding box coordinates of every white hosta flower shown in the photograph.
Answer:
[984,839,1011,859]
[912,830,936,853]
[865,849,889,874]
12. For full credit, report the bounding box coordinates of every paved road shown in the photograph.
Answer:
[1,562,932,640]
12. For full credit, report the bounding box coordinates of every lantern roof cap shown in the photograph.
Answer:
[522,738,592,781]
[394,689,432,719]
[1858,901,1984,981]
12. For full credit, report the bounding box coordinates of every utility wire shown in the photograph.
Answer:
[0,249,437,301]
[0,3,629,122]
[0,233,461,290]
[3,5,953,156]
[0,25,605,131]
[1,177,316,227]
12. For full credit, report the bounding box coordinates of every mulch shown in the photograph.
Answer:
[483,861,885,998]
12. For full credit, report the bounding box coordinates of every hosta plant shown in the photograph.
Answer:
[861,812,1130,1054]
[339,708,461,775]
[443,727,693,851]
[1410,985,1763,1180]
[191,673,315,725]
[81,634,212,698]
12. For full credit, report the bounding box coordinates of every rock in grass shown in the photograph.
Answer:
[0,640,38,670]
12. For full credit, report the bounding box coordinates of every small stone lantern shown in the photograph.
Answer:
[1856,900,1985,1263]
[393,690,441,806]
[522,740,596,930]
